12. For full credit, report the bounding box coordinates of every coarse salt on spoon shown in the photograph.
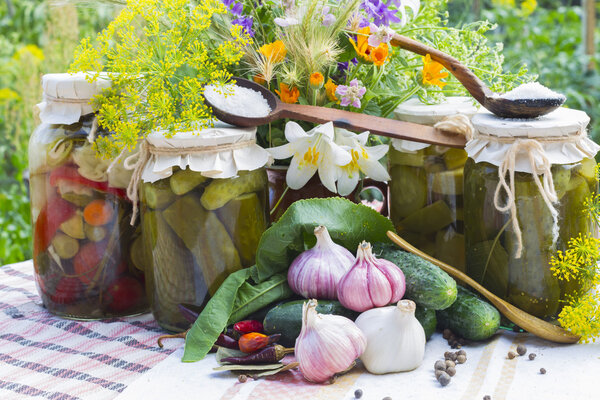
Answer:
[203,77,467,148]
[389,34,565,119]
[387,231,580,344]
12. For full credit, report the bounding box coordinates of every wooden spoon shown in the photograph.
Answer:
[204,77,466,148]
[386,231,580,344]
[390,34,565,119]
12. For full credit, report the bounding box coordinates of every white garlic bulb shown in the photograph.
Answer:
[295,299,367,383]
[355,299,426,374]
[287,225,354,299]
[337,241,405,312]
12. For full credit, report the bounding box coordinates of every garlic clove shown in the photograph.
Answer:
[379,259,406,303]
[337,261,373,312]
[287,226,354,299]
[367,265,393,308]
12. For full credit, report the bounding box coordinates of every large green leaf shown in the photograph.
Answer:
[183,268,292,362]
[254,198,395,282]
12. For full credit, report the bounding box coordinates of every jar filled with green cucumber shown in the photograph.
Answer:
[464,108,599,320]
[138,124,272,331]
[388,98,478,270]
[29,73,147,319]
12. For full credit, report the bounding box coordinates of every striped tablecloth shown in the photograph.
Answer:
[0,261,175,400]
[2,260,599,400]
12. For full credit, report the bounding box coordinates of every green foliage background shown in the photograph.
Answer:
[0,0,598,265]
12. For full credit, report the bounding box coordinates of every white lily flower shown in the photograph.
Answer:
[333,128,390,196]
[396,0,421,25]
[268,122,352,192]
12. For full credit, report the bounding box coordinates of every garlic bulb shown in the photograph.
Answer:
[337,241,405,312]
[355,299,426,374]
[287,225,354,299]
[295,299,367,383]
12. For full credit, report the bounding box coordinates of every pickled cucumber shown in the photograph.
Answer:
[389,165,427,219]
[215,192,266,266]
[552,165,571,199]
[434,228,466,271]
[388,148,425,167]
[60,212,85,239]
[143,180,176,209]
[399,200,453,235]
[200,169,267,210]
[170,168,208,196]
[466,240,509,298]
[163,194,242,295]
[130,235,147,271]
[559,175,592,245]
[505,179,561,319]
[431,168,463,196]
[51,233,79,259]
[443,148,468,170]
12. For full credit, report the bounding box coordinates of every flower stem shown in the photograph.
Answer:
[270,184,290,216]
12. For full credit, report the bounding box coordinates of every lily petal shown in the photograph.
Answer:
[285,121,309,142]
[286,153,317,189]
[337,168,361,196]
[359,157,390,181]
[267,142,297,159]
[366,144,389,160]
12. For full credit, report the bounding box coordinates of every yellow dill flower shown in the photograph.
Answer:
[568,234,600,265]
[13,44,44,62]
[324,79,338,102]
[259,40,287,64]
[0,88,20,102]
[558,291,600,343]
[549,250,580,282]
[309,72,324,89]
[521,0,537,16]
[421,54,449,88]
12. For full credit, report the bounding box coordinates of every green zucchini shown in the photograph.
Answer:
[436,286,501,341]
[263,300,359,347]
[373,243,457,310]
[415,305,436,340]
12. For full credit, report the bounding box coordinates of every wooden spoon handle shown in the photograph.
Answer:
[386,231,580,344]
[390,34,491,105]
[276,103,466,148]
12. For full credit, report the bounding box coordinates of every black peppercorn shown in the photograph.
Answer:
[516,344,527,356]
[437,371,451,386]
[354,389,363,399]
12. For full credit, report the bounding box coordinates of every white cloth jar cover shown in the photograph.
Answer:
[140,122,272,183]
[36,72,111,125]
[466,108,600,173]
[391,97,479,152]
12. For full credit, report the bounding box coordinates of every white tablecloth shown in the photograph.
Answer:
[2,260,598,400]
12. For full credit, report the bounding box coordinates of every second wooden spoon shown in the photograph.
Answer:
[387,231,580,344]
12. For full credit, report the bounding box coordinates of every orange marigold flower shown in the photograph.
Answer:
[259,40,287,63]
[275,82,300,104]
[349,27,372,62]
[370,43,388,67]
[309,72,324,89]
[253,74,267,85]
[324,79,338,102]
[422,54,449,88]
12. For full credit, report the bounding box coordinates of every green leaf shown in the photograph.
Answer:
[183,267,293,362]
[254,198,395,282]
[229,273,293,324]
[182,268,252,362]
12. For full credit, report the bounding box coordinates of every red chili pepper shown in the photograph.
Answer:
[215,333,239,350]
[234,320,264,334]
[33,195,77,260]
[238,332,281,354]
[49,165,128,199]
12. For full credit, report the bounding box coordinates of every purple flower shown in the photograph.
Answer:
[361,0,401,26]
[231,2,243,16]
[232,16,254,37]
[336,79,367,108]
[322,6,336,26]
[337,58,358,74]
[221,0,235,6]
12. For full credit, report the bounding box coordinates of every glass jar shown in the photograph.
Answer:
[464,108,599,319]
[30,73,147,319]
[388,98,477,270]
[139,126,271,331]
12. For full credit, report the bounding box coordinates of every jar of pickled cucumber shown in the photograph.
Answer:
[29,73,147,319]
[464,108,599,319]
[138,124,272,331]
[389,98,478,270]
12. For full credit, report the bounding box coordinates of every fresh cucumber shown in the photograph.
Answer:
[415,305,436,340]
[263,300,359,347]
[373,243,457,310]
[436,286,501,341]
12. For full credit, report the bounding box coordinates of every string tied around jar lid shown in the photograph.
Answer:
[433,113,475,140]
[472,129,588,259]
[108,138,258,225]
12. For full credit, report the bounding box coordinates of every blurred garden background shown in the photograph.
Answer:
[0,0,598,265]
